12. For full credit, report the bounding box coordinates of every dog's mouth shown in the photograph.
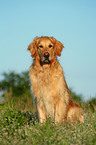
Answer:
[44,58,50,63]
[40,58,50,66]
[40,52,51,66]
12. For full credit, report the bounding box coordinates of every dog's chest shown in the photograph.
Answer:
[37,68,61,101]
[38,69,51,85]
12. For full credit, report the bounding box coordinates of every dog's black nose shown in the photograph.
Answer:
[44,52,49,58]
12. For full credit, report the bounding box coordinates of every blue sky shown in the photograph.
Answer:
[0,0,96,100]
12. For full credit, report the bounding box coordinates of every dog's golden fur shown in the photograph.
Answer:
[27,36,84,123]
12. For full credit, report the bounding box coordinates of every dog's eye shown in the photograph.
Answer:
[49,44,53,48]
[39,45,43,48]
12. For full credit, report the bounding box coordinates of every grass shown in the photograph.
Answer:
[0,94,96,145]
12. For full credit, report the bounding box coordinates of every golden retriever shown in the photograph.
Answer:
[27,36,84,123]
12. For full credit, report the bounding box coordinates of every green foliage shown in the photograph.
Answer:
[0,100,27,129]
[89,97,96,105]
[0,100,96,144]
[84,97,96,113]
[0,71,31,97]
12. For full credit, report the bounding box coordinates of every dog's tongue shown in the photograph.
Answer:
[45,60,49,62]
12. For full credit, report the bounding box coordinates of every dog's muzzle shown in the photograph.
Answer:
[40,52,50,65]
[44,52,50,63]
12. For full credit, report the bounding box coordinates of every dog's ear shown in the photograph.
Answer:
[27,37,39,58]
[50,37,64,56]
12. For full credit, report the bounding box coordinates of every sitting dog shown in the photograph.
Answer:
[27,36,84,123]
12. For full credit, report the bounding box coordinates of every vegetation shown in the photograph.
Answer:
[0,71,30,97]
[0,71,96,145]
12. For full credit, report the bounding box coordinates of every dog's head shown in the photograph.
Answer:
[27,36,64,65]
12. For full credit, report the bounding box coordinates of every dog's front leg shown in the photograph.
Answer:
[37,105,46,123]
[55,100,66,123]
